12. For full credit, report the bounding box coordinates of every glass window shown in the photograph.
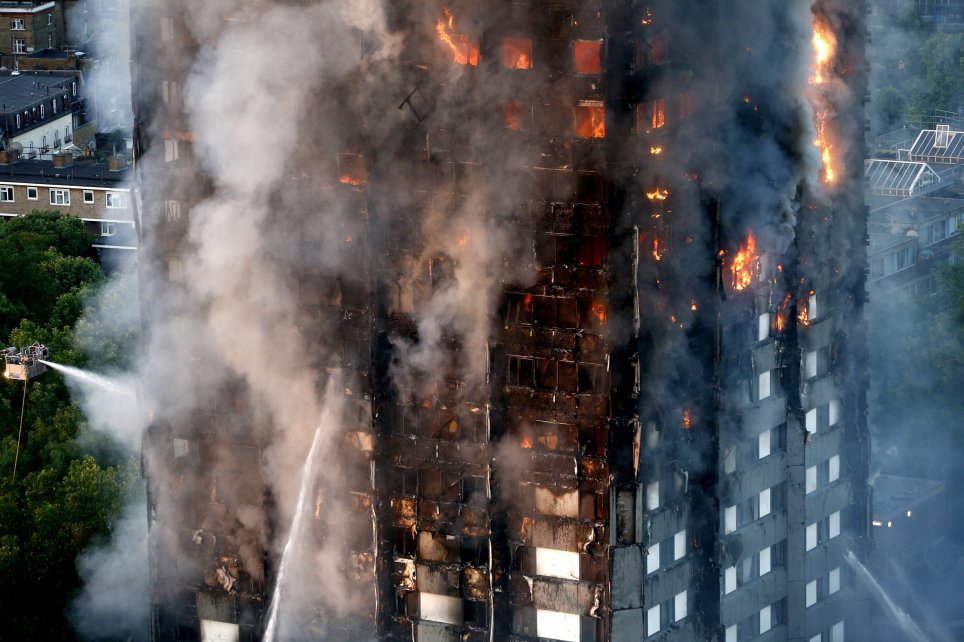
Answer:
[49,189,69,205]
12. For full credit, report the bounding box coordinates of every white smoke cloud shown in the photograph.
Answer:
[69,498,150,642]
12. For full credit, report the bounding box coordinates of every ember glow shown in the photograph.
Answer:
[683,409,692,430]
[436,8,479,66]
[592,301,607,325]
[652,237,665,261]
[503,37,532,69]
[729,232,760,292]
[505,102,525,130]
[575,103,606,138]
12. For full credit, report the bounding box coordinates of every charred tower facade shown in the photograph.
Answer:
[132,2,869,642]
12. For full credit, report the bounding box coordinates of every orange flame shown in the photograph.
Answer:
[650,146,663,155]
[641,6,653,25]
[810,18,836,86]
[503,38,532,69]
[814,115,836,185]
[523,294,534,313]
[457,231,470,248]
[520,435,534,449]
[683,409,692,430]
[576,104,606,138]
[505,102,525,130]
[436,9,479,66]
[591,301,607,325]
[652,237,665,261]
[730,232,760,292]
[773,292,792,333]
[647,187,669,201]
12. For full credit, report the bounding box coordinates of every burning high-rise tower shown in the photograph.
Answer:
[131,1,869,641]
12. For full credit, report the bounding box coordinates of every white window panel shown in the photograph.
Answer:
[806,580,817,607]
[673,530,686,561]
[420,593,463,625]
[200,620,240,642]
[164,138,179,162]
[647,604,661,636]
[805,350,818,379]
[806,465,818,494]
[724,566,736,594]
[758,429,771,459]
[758,371,771,400]
[829,399,841,426]
[759,488,771,518]
[646,481,659,511]
[809,292,819,320]
[724,505,737,534]
[726,625,737,642]
[806,523,817,551]
[537,610,580,642]
[173,439,189,458]
[758,313,770,341]
[759,546,771,576]
[674,590,687,621]
[829,567,841,594]
[647,543,660,575]
[829,511,841,539]
[811,636,821,642]
[806,408,818,433]
[831,621,844,642]
[829,455,840,482]
[760,605,772,633]
[725,446,737,473]
[535,548,580,580]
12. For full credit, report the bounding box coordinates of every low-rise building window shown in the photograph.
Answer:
[10,18,24,31]
[107,192,127,209]
[49,188,69,206]
[100,221,116,237]
[26,187,37,200]
[14,39,26,55]
[83,190,94,204]
[0,186,14,202]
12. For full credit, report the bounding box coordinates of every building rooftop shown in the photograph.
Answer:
[0,158,128,189]
[0,72,74,114]
[908,127,964,164]
[872,474,944,521]
[869,195,964,226]
[865,159,944,198]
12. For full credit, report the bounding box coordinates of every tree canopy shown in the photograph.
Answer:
[0,211,136,640]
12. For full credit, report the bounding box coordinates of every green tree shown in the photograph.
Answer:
[0,211,133,639]
[905,32,964,117]
[874,86,908,129]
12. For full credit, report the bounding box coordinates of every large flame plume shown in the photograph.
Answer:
[436,8,479,66]
[808,14,839,187]
[729,232,760,292]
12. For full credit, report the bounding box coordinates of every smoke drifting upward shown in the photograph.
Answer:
[125,0,869,639]
[69,499,150,642]
[67,0,132,133]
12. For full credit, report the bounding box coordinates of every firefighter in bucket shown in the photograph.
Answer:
[3,343,49,381]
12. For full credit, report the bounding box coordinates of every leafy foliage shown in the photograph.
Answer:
[0,212,134,639]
